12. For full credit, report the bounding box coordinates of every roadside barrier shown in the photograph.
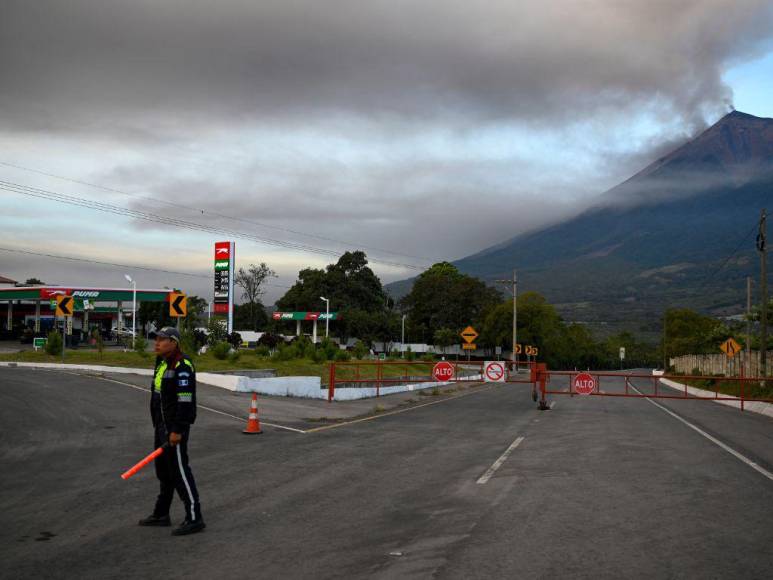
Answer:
[243,392,263,434]
[533,365,773,412]
[327,360,536,402]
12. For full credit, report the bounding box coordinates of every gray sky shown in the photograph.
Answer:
[2,0,773,303]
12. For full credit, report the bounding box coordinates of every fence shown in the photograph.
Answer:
[670,350,773,377]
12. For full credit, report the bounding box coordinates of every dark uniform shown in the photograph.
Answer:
[150,350,202,524]
[140,326,204,535]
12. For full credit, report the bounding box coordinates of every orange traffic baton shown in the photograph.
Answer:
[121,443,169,480]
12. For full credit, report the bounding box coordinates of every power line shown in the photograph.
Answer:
[0,179,427,271]
[0,160,435,264]
[0,245,293,289]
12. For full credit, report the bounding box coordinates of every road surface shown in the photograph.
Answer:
[1,367,771,579]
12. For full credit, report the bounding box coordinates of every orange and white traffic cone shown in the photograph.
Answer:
[243,392,263,434]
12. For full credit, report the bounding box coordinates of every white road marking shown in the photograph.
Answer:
[476,436,525,485]
[61,370,307,434]
[630,383,773,483]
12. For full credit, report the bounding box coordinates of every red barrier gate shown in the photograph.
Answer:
[533,365,773,412]
[326,360,536,402]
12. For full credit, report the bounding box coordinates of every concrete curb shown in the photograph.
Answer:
[658,376,773,419]
[0,361,479,401]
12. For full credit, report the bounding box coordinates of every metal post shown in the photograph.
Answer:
[328,362,336,402]
[401,314,406,357]
[131,280,136,350]
[513,270,517,370]
[6,301,12,331]
[495,270,517,370]
[758,209,767,377]
[61,316,65,362]
[747,277,752,377]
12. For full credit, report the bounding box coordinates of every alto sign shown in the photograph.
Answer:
[573,373,596,395]
[432,361,455,382]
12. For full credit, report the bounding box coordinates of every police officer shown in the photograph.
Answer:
[138,326,205,535]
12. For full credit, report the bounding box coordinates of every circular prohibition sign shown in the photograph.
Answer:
[485,362,505,381]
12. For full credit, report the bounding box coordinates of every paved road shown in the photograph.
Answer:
[0,367,771,579]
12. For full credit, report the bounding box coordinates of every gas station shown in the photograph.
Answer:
[0,286,180,344]
[272,311,341,342]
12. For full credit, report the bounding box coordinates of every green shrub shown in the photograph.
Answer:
[133,336,148,357]
[312,348,328,364]
[228,350,241,363]
[255,345,270,357]
[353,340,368,360]
[272,343,297,361]
[320,338,338,361]
[211,341,231,360]
[180,330,199,357]
[334,349,351,362]
[93,330,104,358]
[206,318,228,346]
[388,349,400,360]
[45,330,62,355]
[405,346,416,361]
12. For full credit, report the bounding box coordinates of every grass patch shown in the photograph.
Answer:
[670,374,773,400]
[0,349,447,387]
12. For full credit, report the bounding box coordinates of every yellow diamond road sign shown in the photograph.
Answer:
[55,295,74,317]
[719,337,742,358]
[460,326,479,344]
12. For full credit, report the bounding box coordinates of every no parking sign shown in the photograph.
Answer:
[483,361,506,382]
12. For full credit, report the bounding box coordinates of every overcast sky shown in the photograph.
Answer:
[2,0,773,304]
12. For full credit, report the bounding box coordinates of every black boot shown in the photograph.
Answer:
[171,518,206,536]
[138,514,171,527]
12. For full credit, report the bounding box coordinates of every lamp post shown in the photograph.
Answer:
[401,314,406,357]
[124,274,136,350]
[320,296,330,338]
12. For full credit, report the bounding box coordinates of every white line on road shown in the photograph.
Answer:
[631,384,773,483]
[476,436,525,485]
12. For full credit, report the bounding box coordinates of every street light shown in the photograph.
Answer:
[320,296,330,338]
[124,274,136,350]
[401,314,406,357]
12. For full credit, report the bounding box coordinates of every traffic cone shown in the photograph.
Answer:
[243,392,263,434]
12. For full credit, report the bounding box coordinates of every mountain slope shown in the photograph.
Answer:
[389,111,773,337]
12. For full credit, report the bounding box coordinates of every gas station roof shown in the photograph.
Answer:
[0,286,176,302]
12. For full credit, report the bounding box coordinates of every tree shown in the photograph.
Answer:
[275,251,394,340]
[25,278,44,285]
[401,262,500,338]
[235,263,277,331]
[234,302,268,331]
[433,328,456,354]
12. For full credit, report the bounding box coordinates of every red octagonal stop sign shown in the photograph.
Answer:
[573,372,596,395]
[432,361,455,382]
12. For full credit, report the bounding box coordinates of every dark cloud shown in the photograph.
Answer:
[2,0,773,286]
[2,0,772,137]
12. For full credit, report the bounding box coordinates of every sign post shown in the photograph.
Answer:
[214,241,236,335]
[56,295,74,362]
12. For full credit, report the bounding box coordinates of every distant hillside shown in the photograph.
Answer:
[388,111,773,339]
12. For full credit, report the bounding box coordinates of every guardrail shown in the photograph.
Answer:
[534,365,773,412]
[326,360,536,402]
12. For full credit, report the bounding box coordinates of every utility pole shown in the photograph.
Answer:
[747,276,752,376]
[757,209,768,377]
[496,270,517,370]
